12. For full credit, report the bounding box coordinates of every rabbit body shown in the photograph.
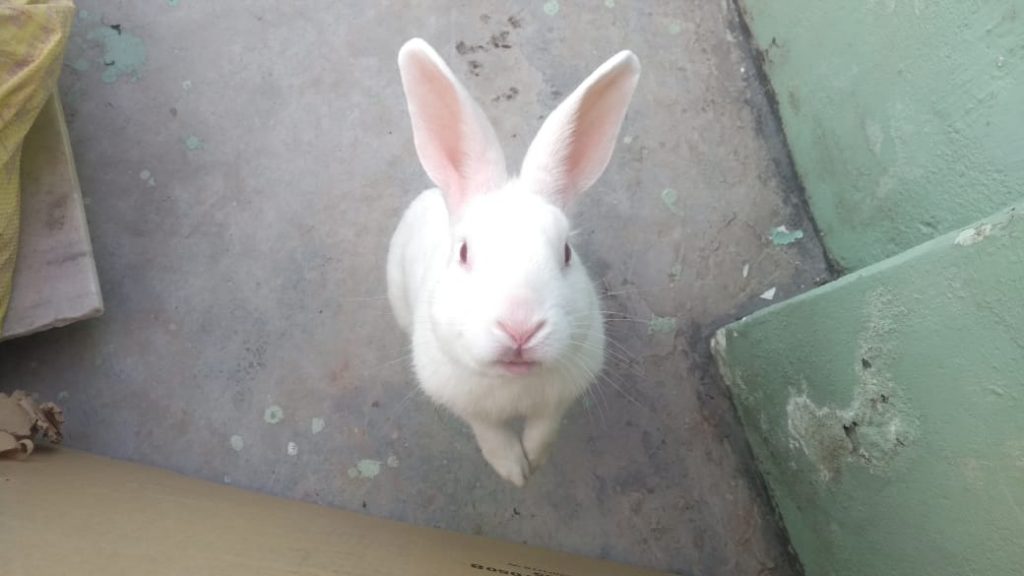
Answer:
[388,39,639,485]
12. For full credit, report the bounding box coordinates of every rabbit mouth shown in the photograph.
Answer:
[497,359,539,375]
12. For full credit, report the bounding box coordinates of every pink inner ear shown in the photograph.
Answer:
[565,69,635,192]
[518,51,639,209]
[399,41,508,219]
[404,53,468,206]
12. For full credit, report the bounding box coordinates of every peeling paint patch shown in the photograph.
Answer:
[185,135,204,151]
[86,26,146,84]
[786,289,916,481]
[955,224,993,246]
[668,264,682,285]
[349,459,382,479]
[229,434,244,451]
[542,1,560,16]
[760,287,777,301]
[648,315,677,335]
[311,417,325,435]
[770,225,805,246]
[660,188,684,216]
[263,405,283,424]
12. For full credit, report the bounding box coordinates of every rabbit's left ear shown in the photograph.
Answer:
[398,38,508,219]
[520,51,640,208]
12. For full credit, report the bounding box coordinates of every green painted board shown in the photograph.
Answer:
[740,0,1024,270]
[713,202,1024,575]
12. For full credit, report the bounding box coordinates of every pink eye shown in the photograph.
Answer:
[564,242,572,266]
[459,241,469,266]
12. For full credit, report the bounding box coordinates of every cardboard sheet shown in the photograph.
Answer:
[0,449,669,576]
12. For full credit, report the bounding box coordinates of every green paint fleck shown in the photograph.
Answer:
[604,0,615,6]
[86,26,147,84]
[72,57,91,72]
[668,264,682,285]
[667,20,683,35]
[263,405,283,424]
[543,0,560,16]
[770,225,805,246]
[185,135,204,151]
[355,459,382,479]
[648,315,677,335]
[168,0,180,6]
[661,188,684,216]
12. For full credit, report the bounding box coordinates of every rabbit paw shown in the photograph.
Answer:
[471,421,531,487]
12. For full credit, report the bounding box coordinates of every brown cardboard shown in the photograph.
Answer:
[0,390,63,458]
[0,449,670,576]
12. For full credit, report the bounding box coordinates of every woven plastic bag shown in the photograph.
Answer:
[0,0,74,331]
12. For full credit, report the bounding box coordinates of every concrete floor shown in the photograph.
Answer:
[1,2,828,574]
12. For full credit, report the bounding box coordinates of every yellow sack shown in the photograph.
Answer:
[0,1,75,331]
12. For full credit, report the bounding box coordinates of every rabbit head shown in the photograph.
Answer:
[397,38,639,378]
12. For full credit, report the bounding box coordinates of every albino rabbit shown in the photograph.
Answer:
[388,38,640,486]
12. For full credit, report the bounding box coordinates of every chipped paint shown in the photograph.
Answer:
[742,263,750,278]
[349,459,382,479]
[668,264,682,285]
[660,188,684,216]
[543,0,560,16]
[311,417,325,435]
[263,405,283,424]
[760,287,777,301]
[86,26,146,84]
[648,315,677,335]
[786,289,916,481]
[770,225,805,246]
[287,441,298,456]
[229,434,244,451]
[185,135,204,151]
[954,224,993,247]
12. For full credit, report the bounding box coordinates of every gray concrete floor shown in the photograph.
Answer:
[1,2,829,574]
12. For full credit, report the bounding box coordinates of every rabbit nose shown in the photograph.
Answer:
[497,320,546,349]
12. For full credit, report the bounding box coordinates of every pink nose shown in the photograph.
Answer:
[497,320,546,348]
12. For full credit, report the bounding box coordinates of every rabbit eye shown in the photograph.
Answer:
[459,241,469,266]
[564,242,572,267]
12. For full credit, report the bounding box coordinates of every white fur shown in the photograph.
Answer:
[388,38,640,486]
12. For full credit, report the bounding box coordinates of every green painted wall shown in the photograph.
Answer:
[740,0,1024,270]
[712,202,1024,576]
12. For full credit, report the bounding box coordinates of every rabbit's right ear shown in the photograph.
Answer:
[398,39,508,218]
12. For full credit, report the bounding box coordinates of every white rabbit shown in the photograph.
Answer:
[387,38,640,486]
